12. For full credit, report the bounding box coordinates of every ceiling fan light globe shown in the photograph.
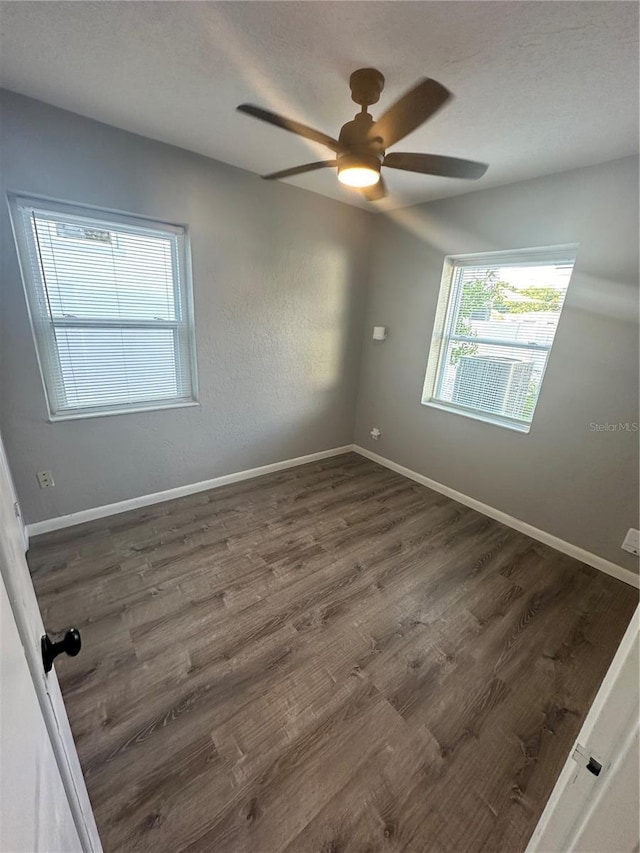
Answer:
[338,166,380,188]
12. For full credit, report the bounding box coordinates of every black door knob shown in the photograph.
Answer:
[41,628,81,673]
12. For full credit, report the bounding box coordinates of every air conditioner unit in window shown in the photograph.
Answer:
[453,355,533,418]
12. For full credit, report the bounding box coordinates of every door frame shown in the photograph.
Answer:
[0,431,102,852]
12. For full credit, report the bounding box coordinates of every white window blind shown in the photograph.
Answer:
[9,196,198,420]
[423,247,577,432]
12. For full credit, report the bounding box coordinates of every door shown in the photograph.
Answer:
[0,432,102,852]
[1,569,81,852]
[3,441,28,552]
[526,605,639,852]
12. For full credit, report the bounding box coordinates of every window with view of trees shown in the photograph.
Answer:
[422,247,577,432]
[9,196,198,420]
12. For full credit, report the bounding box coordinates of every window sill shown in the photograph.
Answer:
[48,400,200,422]
[421,399,531,434]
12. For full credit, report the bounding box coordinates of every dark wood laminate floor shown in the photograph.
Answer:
[28,453,637,853]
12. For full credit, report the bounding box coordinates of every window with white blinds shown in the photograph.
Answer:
[9,196,198,420]
[423,246,577,432]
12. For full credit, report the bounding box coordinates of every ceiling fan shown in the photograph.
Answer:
[237,68,488,201]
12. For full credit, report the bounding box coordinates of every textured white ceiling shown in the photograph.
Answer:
[1,1,638,211]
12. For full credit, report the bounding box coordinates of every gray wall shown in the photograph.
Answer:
[355,156,639,571]
[0,91,372,523]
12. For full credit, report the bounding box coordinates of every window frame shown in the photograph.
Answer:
[422,245,578,434]
[7,193,199,422]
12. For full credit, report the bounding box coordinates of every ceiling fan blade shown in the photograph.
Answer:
[369,79,451,149]
[360,176,388,202]
[263,161,337,180]
[384,152,488,179]
[237,104,340,152]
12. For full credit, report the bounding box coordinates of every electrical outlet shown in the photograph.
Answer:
[37,470,55,489]
[370,427,381,440]
[621,528,640,556]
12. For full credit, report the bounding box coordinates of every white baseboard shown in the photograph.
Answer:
[353,445,639,589]
[27,441,639,590]
[26,445,355,538]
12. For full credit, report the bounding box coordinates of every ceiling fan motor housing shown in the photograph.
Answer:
[338,113,384,153]
[337,112,384,178]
